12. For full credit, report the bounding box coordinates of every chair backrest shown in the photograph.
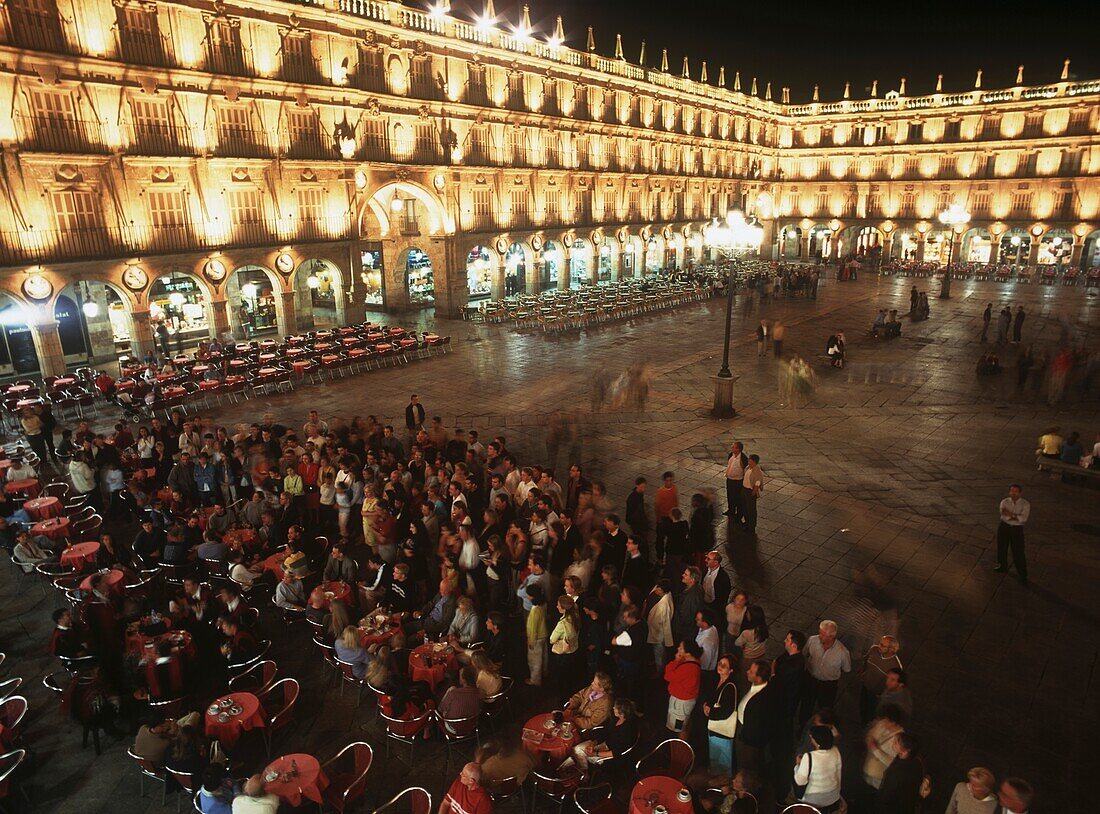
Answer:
[380,709,431,739]
[780,806,822,814]
[636,738,694,780]
[324,741,373,809]
[437,713,479,739]
[42,671,68,694]
[532,767,582,799]
[376,786,432,814]
[334,658,361,683]
[170,770,197,793]
[488,776,521,801]
[573,783,613,814]
[127,747,162,778]
[228,660,278,695]
[0,697,27,736]
[0,678,22,703]
[0,749,26,787]
[263,678,299,731]
[148,697,184,720]
[43,482,70,498]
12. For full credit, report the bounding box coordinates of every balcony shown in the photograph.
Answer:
[296,215,352,242]
[283,130,329,160]
[6,8,75,55]
[0,225,123,265]
[358,139,391,163]
[116,29,175,69]
[128,122,197,157]
[16,114,108,154]
[214,129,273,159]
[205,43,250,78]
[281,55,323,85]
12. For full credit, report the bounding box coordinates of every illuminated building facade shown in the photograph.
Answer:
[0,0,1095,374]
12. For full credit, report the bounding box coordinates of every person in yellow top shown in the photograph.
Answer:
[525,583,548,686]
[549,594,581,703]
[360,484,380,549]
[1037,427,1063,459]
[282,468,304,500]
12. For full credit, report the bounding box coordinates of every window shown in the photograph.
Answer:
[507,73,525,110]
[542,79,559,115]
[467,66,488,106]
[410,58,438,100]
[297,188,324,224]
[130,98,180,154]
[1023,153,1038,175]
[510,189,529,227]
[361,118,387,161]
[544,190,559,223]
[26,89,90,151]
[281,33,318,84]
[471,189,492,230]
[908,122,923,142]
[944,120,961,140]
[576,189,592,222]
[509,128,526,164]
[217,105,262,156]
[356,47,385,93]
[602,191,616,220]
[1011,191,1031,216]
[400,199,418,234]
[205,19,246,76]
[7,0,68,54]
[228,188,264,243]
[573,86,588,120]
[285,110,321,158]
[414,122,437,161]
[116,5,168,67]
[147,189,189,229]
[51,189,99,232]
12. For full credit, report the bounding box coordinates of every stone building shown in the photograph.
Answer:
[0,0,1095,374]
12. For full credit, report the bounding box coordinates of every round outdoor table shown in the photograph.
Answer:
[292,361,311,372]
[321,354,338,364]
[260,339,277,347]
[522,713,578,762]
[6,385,30,395]
[199,380,220,391]
[358,616,401,647]
[425,334,441,344]
[156,373,176,382]
[264,754,328,807]
[375,343,393,353]
[348,349,366,359]
[225,375,246,385]
[366,332,384,342]
[336,327,357,336]
[286,348,305,358]
[258,367,279,376]
[192,364,211,375]
[23,495,61,519]
[115,379,137,392]
[629,777,692,814]
[14,399,42,410]
[60,540,98,569]
[80,568,126,592]
[388,328,405,336]
[315,331,333,339]
[262,551,288,578]
[204,692,264,748]
[32,516,71,542]
[320,581,351,608]
[314,343,333,352]
[52,377,76,389]
[400,338,417,348]
[229,359,248,369]
[409,643,458,691]
[340,337,359,347]
[223,528,258,550]
[258,353,277,363]
[163,387,186,398]
[5,479,40,498]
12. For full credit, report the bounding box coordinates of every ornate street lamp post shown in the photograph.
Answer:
[938,203,970,299]
[704,210,764,417]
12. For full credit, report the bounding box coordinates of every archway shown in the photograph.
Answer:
[923,229,951,265]
[891,230,919,261]
[148,272,216,351]
[294,259,345,330]
[543,240,563,290]
[466,245,492,300]
[644,235,664,274]
[59,280,137,362]
[779,225,803,259]
[398,246,435,309]
[853,226,883,257]
[622,236,642,277]
[569,238,592,288]
[504,242,529,295]
[999,229,1031,265]
[961,228,993,263]
[596,242,614,284]
[0,293,39,375]
[1083,230,1100,268]
[225,265,281,339]
[1038,229,1073,266]
[685,232,703,269]
[365,181,453,238]
[807,224,834,261]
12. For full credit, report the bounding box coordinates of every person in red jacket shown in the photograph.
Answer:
[440,763,492,814]
[664,639,702,736]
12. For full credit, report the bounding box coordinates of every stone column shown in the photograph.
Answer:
[82,287,117,361]
[279,290,298,336]
[949,232,963,265]
[759,219,776,261]
[381,240,411,314]
[640,247,649,276]
[882,234,894,264]
[1070,239,1084,268]
[29,318,67,377]
[490,256,505,301]
[1027,238,1041,267]
[430,236,467,319]
[559,256,571,290]
[588,250,599,285]
[129,309,158,359]
[210,298,233,343]
[915,235,926,262]
[800,231,811,259]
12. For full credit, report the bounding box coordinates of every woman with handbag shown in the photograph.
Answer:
[548,594,581,703]
[793,726,843,813]
[704,654,739,772]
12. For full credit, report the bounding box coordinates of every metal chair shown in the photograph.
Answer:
[319,741,373,813]
[0,697,27,743]
[573,783,617,814]
[374,787,432,814]
[228,659,278,696]
[379,708,433,764]
[435,712,481,770]
[634,737,694,781]
[487,775,526,813]
[0,749,30,810]
[257,677,299,756]
[530,765,584,814]
[128,746,168,802]
[333,657,369,707]
[0,678,22,703]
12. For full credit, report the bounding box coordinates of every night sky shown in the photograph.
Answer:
[464,0,1099,103]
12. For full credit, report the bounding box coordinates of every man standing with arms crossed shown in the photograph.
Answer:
[723,441,748,522]
[995,484,1030,584]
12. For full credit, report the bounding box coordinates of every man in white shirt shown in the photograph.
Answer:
[514,467,537,506]
[724,441,748,520]
[804,619,851,711]
[232,775,279,814]
[995,483,1030,584]
[741,454,765,533]
[694,610,719,672]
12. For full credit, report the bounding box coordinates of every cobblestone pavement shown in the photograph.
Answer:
[3,274,1098,813]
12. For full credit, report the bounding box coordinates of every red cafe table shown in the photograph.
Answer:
[51,377,76,389]
[357,615,402,647]
[204,692,265,749]
[258,367,280,377]
[425,334,441,344]
[314,343,333,352]
[163,386,186,399]
[259,339,277,349]
[225,374,246,385]
[5,385,30,396]
[14,399,42,410]
[229,359,248,370]
[408,643,458,691]
[320,581,352,608]
[5,479,40,499]
[340,337,360,347]
[199,380,220,391]
[285,348,305,358]
[522,713,578,763]
[388,328,405,337]
[192,365,211,376]
[336,327,357,336]
[400,338,418,349]
[32,515,71,543]
[366,332,384,342]
[80,568,127,592]
[291,361,311,373]
[223,528,257,550]
[23,495,61,519]
[629,777,693,814]
[262,551,289,578]
[60,540,99,570]
[258,354,277,363]
[315,331,333,339]
[263,754,328,806]
[374,343,393,354]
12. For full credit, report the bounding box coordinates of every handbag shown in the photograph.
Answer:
[706,682,738,738]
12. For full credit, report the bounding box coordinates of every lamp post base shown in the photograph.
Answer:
[712,375,736,418]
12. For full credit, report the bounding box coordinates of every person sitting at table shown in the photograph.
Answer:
[300,587,326,623]
[447,595,482,648]
[470,652,503,699]
[47,608,87,658]
[571,696,639,771]
[323,543,358,584]
[241,491,266,529]
[161,524,190,566]
[406,579,458,641]
[5,456,36,483]
[133,517,166,563]
[13,530,55,570]
[334,625,373,679]
[197,530,228,562]
[218,614,257,666]
[359,553,392,611]
[274,572,306,610]
[440,763,492,814]
[198,765,238,814]
[565,672,614,731]
[216,585,250,625]
[438,666,482,721]
[132,717,179,769]
[231,775,280,814]
[476,733,536,785]
[164,722,207,782]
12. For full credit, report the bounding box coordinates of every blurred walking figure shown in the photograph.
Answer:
[772,321,786,358]
[756,320,769,358]
[980,303,992,342]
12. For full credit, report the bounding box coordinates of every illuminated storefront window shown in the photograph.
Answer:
[406,248,434,307]
[467,245,492,299]
[149,274,210,346]
[361,246,385,307]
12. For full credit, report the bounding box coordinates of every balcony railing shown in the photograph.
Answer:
[128,122,197,157]
[281,56,323,85]
[283,130,328,160]
[5,10,75,55]
[0,214,355,266]
[15,114,108,154]
[214,129,274,158]
[116,29,175,69]
[205,43,250,77]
